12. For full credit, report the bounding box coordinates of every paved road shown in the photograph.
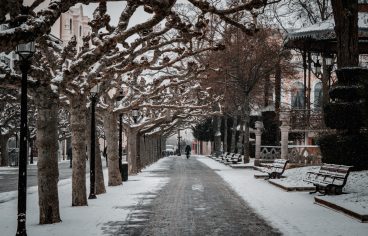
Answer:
[107,156,281,236]
[0,161,73,194]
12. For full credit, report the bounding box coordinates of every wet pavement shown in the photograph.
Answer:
[0,161,73,195]
[107,156,281,236]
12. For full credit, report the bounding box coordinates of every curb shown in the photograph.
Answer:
[315,196,368,223]
[230,164,255,169]
[268,179,316,192]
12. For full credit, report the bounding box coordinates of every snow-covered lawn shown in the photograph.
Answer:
[267,165,368,216]
[198,156,368,236]
[269,166,319,188]
[318,170,368,216]
[0,166,18,172]
[0,157,170,236]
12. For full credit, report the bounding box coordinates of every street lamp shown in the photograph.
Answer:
[325,55,333,67]
[177,130,182,156]
[132,108,140,123]
[15,41,35,236]
[89,83,100,200]
[314,59,322,75]
[115,92,128,181]
[324,54,334,87]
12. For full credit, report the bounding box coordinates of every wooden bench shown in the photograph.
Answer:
[304,163,353,195]
[222,153,234,162]
[230,153,243,164]
[262,159,289,179]
[220,152,229,160]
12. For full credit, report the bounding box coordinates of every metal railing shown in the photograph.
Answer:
[288,109,325,131]
[260,146,281,160]
[260,145,322,165]
[287,145,322,165]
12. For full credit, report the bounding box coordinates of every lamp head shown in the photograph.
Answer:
[90,83,101,97]
[314,59,321,75]
[16,41,35,60]
[132,108,140,123]
[325,55,333,66]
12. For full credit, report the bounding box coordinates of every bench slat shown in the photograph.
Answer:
[303,163,353,194]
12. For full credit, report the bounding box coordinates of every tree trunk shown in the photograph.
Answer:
[95,135,106,194]
[223,115,228,153]
[243,95,251,163]
[274,61,282,144]
[238,118,244,154]
[127,128,140,174]
[136,133,142,172]
[264,74,271,107]
[332,0,359,68]
[0,134,9,166]
[34,87,61,223]
[214,116,222,157]
[230,116,238,153]
[103,111,122,186]
[70,96,88,206]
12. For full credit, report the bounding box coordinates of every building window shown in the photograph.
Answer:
[79,26,82,36]
[70,19,72,32]
[314,82,323,110]
[291,82,304,109]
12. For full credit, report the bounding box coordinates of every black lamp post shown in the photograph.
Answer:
[115,92,128,181]
[89,83,100,200]
[15,41,35,236]
[177,130,182,156]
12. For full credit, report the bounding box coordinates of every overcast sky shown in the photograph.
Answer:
[82,2,151,28]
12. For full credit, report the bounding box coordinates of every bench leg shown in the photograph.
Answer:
[335,187,343,195]
[309,185,318,194]
[265,173,272,180]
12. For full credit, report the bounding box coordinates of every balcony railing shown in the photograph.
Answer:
[288,109,325,131]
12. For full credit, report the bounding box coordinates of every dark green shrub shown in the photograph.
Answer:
[318,133,368,170]
[324,102,364,129]
[329,85,364,101]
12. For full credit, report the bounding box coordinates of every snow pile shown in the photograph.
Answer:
[319,170,368,215]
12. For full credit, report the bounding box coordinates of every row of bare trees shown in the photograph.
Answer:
[0,0,279,227]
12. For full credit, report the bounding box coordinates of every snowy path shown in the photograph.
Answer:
[1,156,367,236]
[113,155,280,235]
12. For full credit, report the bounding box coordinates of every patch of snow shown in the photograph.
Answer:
[50,84,59,93]
[270,166,319,188]
[0,157,170,236]
[288,12,368,40]
[198,156,368,236]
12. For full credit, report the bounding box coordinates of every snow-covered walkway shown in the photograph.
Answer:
[0,158,170,236]
[197,156,368,236]
[1,156,368,236]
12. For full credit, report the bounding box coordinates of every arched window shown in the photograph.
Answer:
[314,82,323,110]
[79,26,82,36]
[291,82,304,109]
[69,19,72,32]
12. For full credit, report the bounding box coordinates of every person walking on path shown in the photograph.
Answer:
[185,145,191,159]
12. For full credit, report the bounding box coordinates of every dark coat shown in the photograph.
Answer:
[185,145,191,154]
